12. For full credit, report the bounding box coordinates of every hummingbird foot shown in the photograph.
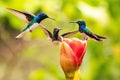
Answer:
[29,29,32,32]
[83,37,88,41]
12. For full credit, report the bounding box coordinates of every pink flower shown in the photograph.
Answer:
[60,38,87,80]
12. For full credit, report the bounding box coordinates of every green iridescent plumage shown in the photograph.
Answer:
[22,18,36,32]
[7,8,54,38]
[70,20,106,41]
[83,27,91,34]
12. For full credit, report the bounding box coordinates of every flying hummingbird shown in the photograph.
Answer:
[39,24,78,45]
[7,8,55,38]
[70,20,106,41]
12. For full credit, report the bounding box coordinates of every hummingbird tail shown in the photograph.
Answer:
[86,33,104,41]
[94,34,107,39]
[93,33,107,41]
[16,32,26,38]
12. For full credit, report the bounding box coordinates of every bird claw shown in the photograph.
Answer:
[29,29,32,32]
[83,37,88,41]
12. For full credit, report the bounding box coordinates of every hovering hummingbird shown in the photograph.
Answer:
[39,24,78,45]
[70,20,106,41]
[7,8,55,38]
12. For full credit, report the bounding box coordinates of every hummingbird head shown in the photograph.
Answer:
[77,20,86,26]
[36,13,55,23]
[53,27,62,40]
[53,28,62,36]
[54,28,62,33]
[37,13,48,18]
[70,20,86,32]
[70,20,86,26]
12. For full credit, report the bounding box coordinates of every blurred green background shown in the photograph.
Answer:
[0,0,120,80]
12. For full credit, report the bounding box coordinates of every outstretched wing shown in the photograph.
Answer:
[61,30,79,38]
[39,24,53,39]
[7,8,35,23]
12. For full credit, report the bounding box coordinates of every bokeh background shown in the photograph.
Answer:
[0,0,120,80]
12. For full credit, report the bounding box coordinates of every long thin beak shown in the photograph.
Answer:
[48,17,56,21]
[59,28,62,30]
[69,21,77,23]
[58,28,62,30]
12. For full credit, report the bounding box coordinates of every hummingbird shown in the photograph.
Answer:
[70,20,106,41]
[39,24,78,45]
[7,8,55,38]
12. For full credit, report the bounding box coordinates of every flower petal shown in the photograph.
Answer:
[60,42,78,78]
[63,38,87,66]
[61,38,87,79]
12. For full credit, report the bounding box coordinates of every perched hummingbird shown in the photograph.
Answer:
[70,20,106,41]
[7,8,55,38]
[39,24,78,45]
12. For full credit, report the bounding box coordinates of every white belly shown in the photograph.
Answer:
[15,23,39,38]
[53,41,61,45]
[29,23,39,31]
[81,33,88,40]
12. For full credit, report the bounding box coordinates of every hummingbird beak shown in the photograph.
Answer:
[48,17,56,21]
[69,21,77,23]
[58,28,62,30]
[59,28,62,30]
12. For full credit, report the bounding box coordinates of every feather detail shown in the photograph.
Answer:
[84,32,102,41]
[94,34,107,39]
[29,23,39,31]
[39,24,53,39]
[61,30,78,38]
[7,8,35,23]
[16,23,39,38]
[16,31,27,38]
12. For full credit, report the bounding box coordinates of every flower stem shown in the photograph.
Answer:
[73,69,80,80]
[66,69,80,80]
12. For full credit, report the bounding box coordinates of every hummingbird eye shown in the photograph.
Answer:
[77,21,81,24]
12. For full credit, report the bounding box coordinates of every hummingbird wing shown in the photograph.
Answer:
[7,8,35,23]
[39,24,53,39]
[61,30,79,38]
